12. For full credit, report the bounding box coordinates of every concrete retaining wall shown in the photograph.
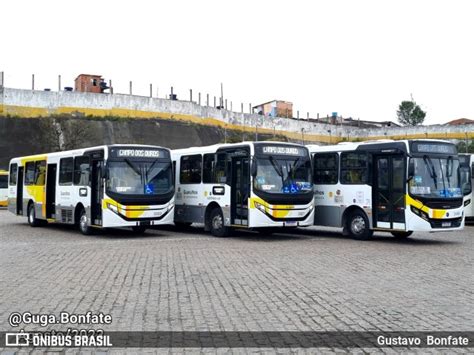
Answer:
[1,87,473,143]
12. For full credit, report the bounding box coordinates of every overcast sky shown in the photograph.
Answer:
[2,0,473,124]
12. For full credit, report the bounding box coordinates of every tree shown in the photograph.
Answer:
[397,97,426,126]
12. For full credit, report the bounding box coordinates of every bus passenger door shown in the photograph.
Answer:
[231,156,250,225]
[46,164,57,219]
[374,155,406,230]
[17,166,24,215]
[91,160,104,225]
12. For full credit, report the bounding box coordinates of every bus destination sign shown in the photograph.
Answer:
[259,146,305,156]
[110,148,168,159]
[412,143,457,155]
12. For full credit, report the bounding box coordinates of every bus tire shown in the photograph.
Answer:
[347,210,373,240]
[132,225,147,234]
[391,231,413,239]
[209,208,229,237]
[78,209,93,235]
[27,203,40,227]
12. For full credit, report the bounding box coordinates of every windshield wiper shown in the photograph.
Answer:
[268,156,285,187]
[289,157,301,178]
[269,156,284,177]
[124,158,142,177]
[423,155,438,189]
[446,156,453,188]
[146,162,171,184]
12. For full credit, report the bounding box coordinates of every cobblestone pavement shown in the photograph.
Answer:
[0,210,472,353]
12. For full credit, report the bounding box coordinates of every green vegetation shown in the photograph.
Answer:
[457,140,474,153]
[397,97,426,126]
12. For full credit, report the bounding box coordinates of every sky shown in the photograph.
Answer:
[1,0,473,124]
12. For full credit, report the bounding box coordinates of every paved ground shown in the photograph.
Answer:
[0,209,472,353]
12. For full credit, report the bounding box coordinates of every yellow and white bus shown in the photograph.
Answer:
[8,145,175,234]
[0,170,8,207]
[307,139,464,240]
[460,153,473,221]
[171,142,314,237]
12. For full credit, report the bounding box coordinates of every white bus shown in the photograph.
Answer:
[459,153,473,221]
[307,139,464,240]
[8,145,174,234]
[171,142,314,237]
[0,170,8,207]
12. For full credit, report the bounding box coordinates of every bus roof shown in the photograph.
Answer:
[9,144,169,163]
[306,139,454,153]
[171,141,305,155]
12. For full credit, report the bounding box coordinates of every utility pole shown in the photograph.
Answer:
[129,81,133,95]
[220,83,224,108]
[150,84,153,98]
[58,75,61,91]
[32,74,35,90]
[0,71,4,88]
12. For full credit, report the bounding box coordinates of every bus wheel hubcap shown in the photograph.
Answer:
[351,216,365,234]
[212,215,223,230]
[80,214,87,230]
[29,209,33,222]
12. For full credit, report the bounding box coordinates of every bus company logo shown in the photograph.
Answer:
[262,146,300,155]
[183,190,198,195]
[117,149,161,158]
[314,190,324,199]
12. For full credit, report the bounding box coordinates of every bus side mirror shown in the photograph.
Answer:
[251,158,257,177]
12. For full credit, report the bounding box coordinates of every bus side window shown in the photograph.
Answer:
[59,158,74,185]
[180,155,202,184]
[9,163,18,186]
[74,156,90,186]
[34,161,46,186]
[313,153,338,184]
[24,162,36,185]
[202,154,215,183]
[215,153,227,183]
[340,152,368,184]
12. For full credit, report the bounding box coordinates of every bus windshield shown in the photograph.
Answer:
[0,175,7,189]
[106,160,173,195]
[253,156,312,194]
[409,156,462,198]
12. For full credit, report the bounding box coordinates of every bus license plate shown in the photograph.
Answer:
[286,221,297,227]
[442,222,451,227]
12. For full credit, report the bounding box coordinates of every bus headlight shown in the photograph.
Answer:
[167,202,175,211]
[254,202,266,213]
[410,205,429,221]
[107,203,118,213]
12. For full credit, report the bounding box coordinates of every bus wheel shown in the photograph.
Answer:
[209,208,229,237]
[132,225,147,234]
[78,209,93,235]
[27,203,40,227]
[391,231,413,239]
[347,210,373,240]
